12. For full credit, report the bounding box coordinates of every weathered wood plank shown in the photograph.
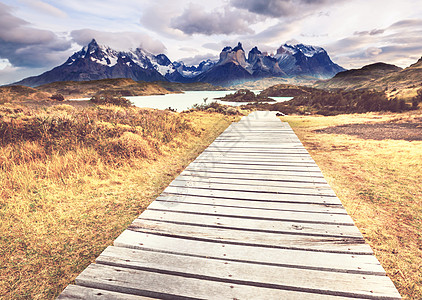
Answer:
[128,219,372,254]
[113,230,386,275]
[196,155,316,164]
[187,161,322,172]
[145,200,354,225]
[179,169,328,184]
[162,186,342,205]
[183,166,325,178]
[95,246,401,299]
[139,209,363,238]
[173,174,333,191]
[197,152,315,160]
[76,263,387,300]
[155,194,347,214]
[202,150,313,156]
[169,178,336,196]
[193,158,318,166]
[57,284,155,299]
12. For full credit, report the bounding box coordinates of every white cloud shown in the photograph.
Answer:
[70,29,166,54]
[171,3,258,35]
[178,53,219,65]
[19,0,67,18]
[0,2,71,68]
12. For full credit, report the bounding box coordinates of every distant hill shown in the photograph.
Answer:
[153,82,227,92]
[259,84,316,97]
[315,63,402,90]
[0,85,51,102]
[376,57,422,97]
[36,78,172,99]
[315,58,422,99]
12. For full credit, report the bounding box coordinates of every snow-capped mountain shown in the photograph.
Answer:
[14,39,345,87]
[196,43,253,85]
[196,42,344,85]
[15,39,168,87]
[275,44,345,78]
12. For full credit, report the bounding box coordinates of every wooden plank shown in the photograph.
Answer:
[128,219,372,254]
[202,149,312,156]
[198,150,313,158]
[174,174,333,190]
[196,154,316,163]
[139,209,363,238]
[155,194,346,214]
[183,166,325,178]
[203,144,309,150]
[95,246,401,300]
[76,263,376,300]
[57,284,155,299]
[161,186,342,205]
[169,178,336,196]
[187,161,322,172]
[113,230,386,275]
[145,200,353,225]
[179,169,328,184]
[193,158,318,166]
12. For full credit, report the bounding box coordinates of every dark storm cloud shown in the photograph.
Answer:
[171,3,257,35]
[0,3,71,68]
[230,0,332,17]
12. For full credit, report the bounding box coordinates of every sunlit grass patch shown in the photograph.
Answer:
[0,104,235,299]
[282,111,422,300]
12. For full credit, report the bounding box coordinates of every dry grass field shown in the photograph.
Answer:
[0,103,236,299]
[282,111,422,299]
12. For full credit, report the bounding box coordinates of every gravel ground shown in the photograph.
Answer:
[315,120,422,141]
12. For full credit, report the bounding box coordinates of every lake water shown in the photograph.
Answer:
[126,91,292,111]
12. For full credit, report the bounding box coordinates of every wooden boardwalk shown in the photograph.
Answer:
[58,111,401,299]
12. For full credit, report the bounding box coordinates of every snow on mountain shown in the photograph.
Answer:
[14,39,345,87]
[274,43,345,79]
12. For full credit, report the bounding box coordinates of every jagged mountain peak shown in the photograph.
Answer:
[13,39,345,87]
[249,46,261,55]
[86,38,99,50]
[277,43,324,57]
[218,42,248,67]
[222,42,244,53]
[232,42,244,52]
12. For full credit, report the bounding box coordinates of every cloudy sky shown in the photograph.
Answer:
[1,0,421,84]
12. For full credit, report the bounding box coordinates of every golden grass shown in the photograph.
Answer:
[0,103,236,299]
[281,111,422,299]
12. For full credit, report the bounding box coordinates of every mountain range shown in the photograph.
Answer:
[14,39,345,87]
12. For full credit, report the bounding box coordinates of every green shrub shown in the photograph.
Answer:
[90,94,133,107]
[50,94,65,101]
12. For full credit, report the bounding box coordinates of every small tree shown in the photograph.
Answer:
[90,94,132,107]
[412,89,422,109]
[50,94,65,101]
